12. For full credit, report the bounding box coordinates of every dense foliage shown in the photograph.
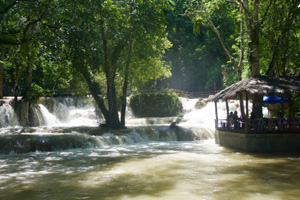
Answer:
[130,90,183,117]
[164,0,237,91]
[0,0,299,127]
[0,0,173,128]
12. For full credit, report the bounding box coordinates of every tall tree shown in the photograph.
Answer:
[186,0,300,117]
[0,0,49,99]
[57,0,172,129]
[263,0,300,76]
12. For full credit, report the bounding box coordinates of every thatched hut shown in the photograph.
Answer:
[207,76,300,101]
[207,76,300,131]
[207,76,300,152]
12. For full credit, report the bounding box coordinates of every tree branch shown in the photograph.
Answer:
[207,19,238,70]
[260,0,273,27]
[0,0,18,15]
[0,0,38,15]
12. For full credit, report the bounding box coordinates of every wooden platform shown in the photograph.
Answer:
[215,118,300,153]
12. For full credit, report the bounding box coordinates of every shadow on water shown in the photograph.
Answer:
[2,143,300,200]
[0,152,179,200]
[197,148,300,200]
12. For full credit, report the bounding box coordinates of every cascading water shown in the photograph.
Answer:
[1,96,300,200]
[0,98,19,127]
[0,96,214,154]
[39,97,100,127]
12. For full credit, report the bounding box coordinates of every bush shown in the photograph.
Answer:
[130,90,183,117]
[28,83,50,102]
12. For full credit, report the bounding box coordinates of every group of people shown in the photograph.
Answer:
[228,111,240,129]
[228,111,264,130]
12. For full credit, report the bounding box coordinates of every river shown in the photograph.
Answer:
[0,97,299,200]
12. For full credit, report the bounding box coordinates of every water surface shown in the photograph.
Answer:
[1,140,300,200]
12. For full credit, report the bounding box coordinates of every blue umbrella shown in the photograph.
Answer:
[263,95,289,105]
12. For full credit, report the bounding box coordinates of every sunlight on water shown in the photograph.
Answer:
[1,141,300,200]
[0,97,300,200]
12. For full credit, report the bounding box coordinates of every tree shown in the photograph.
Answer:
[186,0,300,118]
[164,0,232,92]
[263,0,300,76]
[54,0,173,129]
[0,0,45,99]
[186,0,243,81]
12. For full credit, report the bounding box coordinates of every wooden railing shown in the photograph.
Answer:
[216,118,300,133]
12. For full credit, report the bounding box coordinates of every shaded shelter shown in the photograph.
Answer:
[207,76,300,132]
[207,76,300,102]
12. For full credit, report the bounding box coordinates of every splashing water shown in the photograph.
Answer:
[0,100,19,128]
[1,97,299,200]
[40,97,99,127]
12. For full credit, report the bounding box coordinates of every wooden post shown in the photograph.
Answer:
[281,96,284,118]
[245,92,249,133]
[226,99,229,128]
[245,92,249,119]
[215,101,219,129]
[239,92,245,119]
[288,93,292,129]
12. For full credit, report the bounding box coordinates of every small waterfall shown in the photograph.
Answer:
[39,104,60,126]
[0,99,19,128]
[38,97,100,127]
[0,96,220,154]
[0,126,211,154]
[0,97,100,128]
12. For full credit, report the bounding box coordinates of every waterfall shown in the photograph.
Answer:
[0,97,101,128]
[48,97,99,126]
[0,96,221,153]
[0,126,212,154]
[0,99,19,128]
[0,96,219,128]
[38,104,60,126]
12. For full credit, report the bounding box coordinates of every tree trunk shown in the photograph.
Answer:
[252,94,263,118]
[243,0,262,117]
[14,63,24,101]
[266,4,296,76]
[0,45,4,99]
[238,4,244,81]
[238,6,245,118]
[23,61,34,100]
[106,76,121,129]
[101,25,121,129]
[251,0,262,117]
[121,39,134,127]
[252,0,260,77]
[239,93,245,119]
[266,36,281,76]
[80,66,110,121]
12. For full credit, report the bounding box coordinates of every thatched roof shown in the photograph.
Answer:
[207,76,300,102]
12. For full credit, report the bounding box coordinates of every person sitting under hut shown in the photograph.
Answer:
[233,111,239,129]
[228,112,234,128]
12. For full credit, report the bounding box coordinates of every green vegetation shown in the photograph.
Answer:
[130,90,182,117]
[0,0,299,128]
[195,98,206,109]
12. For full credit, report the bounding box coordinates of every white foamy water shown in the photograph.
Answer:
[0,101,19,127]
[40,98,99,127]
[0,97,299,200]
[1,140,300,200]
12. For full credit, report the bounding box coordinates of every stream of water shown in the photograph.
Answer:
[0,97,300,200]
